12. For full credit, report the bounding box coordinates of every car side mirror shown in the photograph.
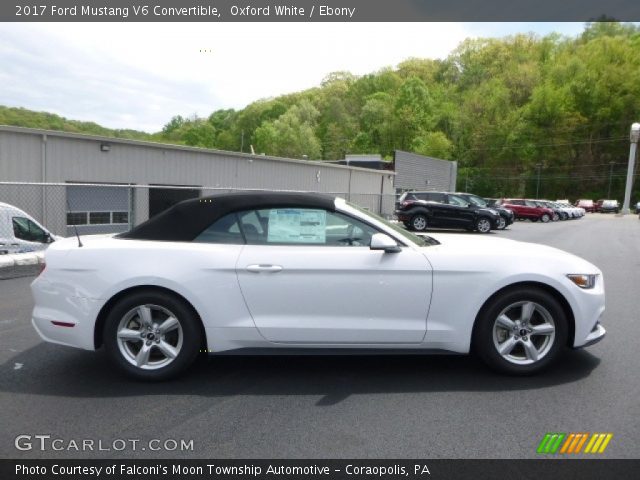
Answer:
[370,233,401,253]
[45,232,54,244]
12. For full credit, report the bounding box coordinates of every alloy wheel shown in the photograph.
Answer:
[497,217,506,230]
[116,304,184,370]
[477,218,491,233]
[541,214,550,223]
[411,215,427,231]
[492,301,556,365]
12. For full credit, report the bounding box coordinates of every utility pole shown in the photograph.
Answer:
[621,123,640,214]
[535,163,543,199]
[240,130,244,153]
[607,161,615,198]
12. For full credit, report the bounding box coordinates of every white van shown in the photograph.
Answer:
[0,202,58,255]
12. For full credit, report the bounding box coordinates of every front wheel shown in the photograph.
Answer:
[552,213,559,222]
[473,288,568,375]
[410,214,428,232]
[475,217,492,233]
[540,214,550,223]
[103,290,203,381]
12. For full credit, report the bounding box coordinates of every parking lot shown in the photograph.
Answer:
[0,214,638,459]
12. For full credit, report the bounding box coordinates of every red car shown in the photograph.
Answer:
[576,199,595,212]
[499,199,555,223]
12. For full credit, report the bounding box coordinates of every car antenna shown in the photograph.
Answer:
[65,192,83,247]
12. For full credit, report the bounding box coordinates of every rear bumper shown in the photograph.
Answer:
[31,277,98,350]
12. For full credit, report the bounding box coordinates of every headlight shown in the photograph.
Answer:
[567,274,598,289]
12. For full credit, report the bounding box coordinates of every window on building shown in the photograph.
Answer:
[89,212,111,225]
[67,212,88,226]
[112,212,129,224]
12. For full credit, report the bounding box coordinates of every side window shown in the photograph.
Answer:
[242,208,379,247]
[511,200,524,206]
[425,193,445,203]
[447,195,467,206]
[12,217,48,243]
[194,213,244,244]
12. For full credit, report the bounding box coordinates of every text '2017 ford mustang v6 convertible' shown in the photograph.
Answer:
[31,192,606,380]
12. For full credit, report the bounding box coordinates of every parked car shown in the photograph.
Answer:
[0,202,58,255]
[556,201,583,219]
[599,199,619,214]
[395,191,501,233]
[547,201,571,220]
[499,199,555,223]
[635,201,640,214]
[31,192,606,380]
[576,199,595,212]
[533,200,561,221]
[454,192,514,230]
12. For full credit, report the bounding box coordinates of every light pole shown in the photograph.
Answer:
[607,161,615,199]
[621,123,640,214]
[535,163,542,199]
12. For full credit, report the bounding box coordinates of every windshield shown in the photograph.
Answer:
[346,201,436,247]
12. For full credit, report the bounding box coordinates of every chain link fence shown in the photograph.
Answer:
[0,182,397,240]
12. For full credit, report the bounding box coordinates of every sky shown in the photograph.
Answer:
[0,22,588,133]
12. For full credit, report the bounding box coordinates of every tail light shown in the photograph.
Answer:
[400,200,416,208]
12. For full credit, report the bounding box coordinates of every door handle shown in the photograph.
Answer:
[245,264,283,273]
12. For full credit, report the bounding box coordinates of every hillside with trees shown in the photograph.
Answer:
[2,22,639,200]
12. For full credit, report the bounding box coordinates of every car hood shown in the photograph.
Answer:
[422,233,599,272]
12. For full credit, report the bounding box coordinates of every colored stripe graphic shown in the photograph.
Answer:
[538,433,613,454]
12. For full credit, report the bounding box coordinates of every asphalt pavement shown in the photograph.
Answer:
[1,214,638,459]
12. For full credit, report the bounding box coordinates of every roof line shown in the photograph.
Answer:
[0,125,395,175]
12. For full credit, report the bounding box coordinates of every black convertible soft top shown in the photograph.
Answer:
[118,191,336,241]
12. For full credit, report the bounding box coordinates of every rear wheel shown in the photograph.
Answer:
[410,214,428,232]
[473,287,568,375]
[496,217,507,230]
[552,213,559,222]
[103,290,202,381]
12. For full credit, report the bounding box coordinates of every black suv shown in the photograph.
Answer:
[395,191,501,233]
[454,192,514,230]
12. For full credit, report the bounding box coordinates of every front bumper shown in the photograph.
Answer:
[579,322,606,348]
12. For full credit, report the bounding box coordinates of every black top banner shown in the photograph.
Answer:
[4,0,640,22]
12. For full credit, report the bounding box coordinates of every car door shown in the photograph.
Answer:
[444,194,474,227]
[420,193,448,226]
[235,207,432,344]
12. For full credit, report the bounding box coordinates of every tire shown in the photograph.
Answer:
[540,214,550,223]
[561,212,568,220]
[496,217,507,230]
[552,213,559,222]
[530,217,538,222]
[103,289,203,381]
[410,214,428,232]
[472,287,568,375]
[475,217,492,233]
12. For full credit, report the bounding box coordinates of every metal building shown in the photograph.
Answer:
[0,126,396,236]
[394,150,457,192]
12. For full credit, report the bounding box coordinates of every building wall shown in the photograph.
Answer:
[394,150,457,192]
[0,127,395,235]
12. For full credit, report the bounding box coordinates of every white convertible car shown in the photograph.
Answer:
[31,192,606,380]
